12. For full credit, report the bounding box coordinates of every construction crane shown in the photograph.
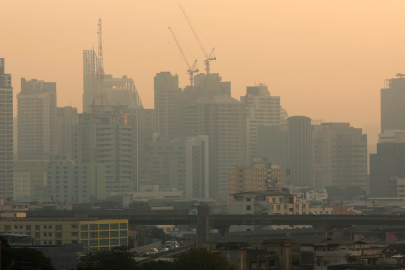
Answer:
[179,5,216,74]
[168,26,199,101]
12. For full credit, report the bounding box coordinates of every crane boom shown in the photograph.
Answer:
[168,27,192,71]
[179,5,216,74]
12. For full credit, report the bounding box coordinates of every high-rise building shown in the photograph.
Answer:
[257,125,288,170]
[370,142,405,197]
[17,78,57,160]
[154,72,181,141]
[193,73,231,97]
[149,135,209,199]
[14,160,48,197]
[187,96,245,198]
[381,74,405,133]
[46,154,106,204]
[0,59,13,198]
[312,123,367,190]
[288,116,312,187]
[82,50,142,113]
[73,112,134,194]
[56,106,78,155]
[240,84,281,165]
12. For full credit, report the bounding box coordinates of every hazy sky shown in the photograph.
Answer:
[2,0,405,128]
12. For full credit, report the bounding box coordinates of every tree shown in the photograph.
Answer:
[0,236,55,270]
[172,248,235,270]
[76,246,140,270]
[141,260,175,270]
[147,226,168,240]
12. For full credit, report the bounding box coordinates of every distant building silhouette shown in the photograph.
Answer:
[381,74,405,133]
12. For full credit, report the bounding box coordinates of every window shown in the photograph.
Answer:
[56,232,62,238]
[99,224,109,230]
[35,232,40,238]
[81,232,88,239]
[49,240,53,245]
[100,231,109,238]
[246,198,251,202]
[35,240,40,245]
[246,205,251,210]
[49,225,52,229]
[44,232,47,237]
[14,225,18,229]
[56,225,62,230]
[100,247,109,251]
[89,240,98,246]
[90,232,98,238]
[44,225,47,229]
[72,225,78,229]
[277,205,281,210]
[4,225,11,230]
[44,240,48,244]
[72,232,78,236]
[90,224,98,230]
[100,239,109,246]
[81,225,88,231]
[120,223,127,229]
[26,225,31,230]
[284,205,287,210]
[110,224,119,230]
[82,240,88,246]
[56,240,62,245]
[19,225,23,229]
[120,238,127,245]
[120,231,127,237]
[110,231,119,238]
[90,248,98,253]
[110,239,119,245]
[26,232,31,236]
[49,232,52,236]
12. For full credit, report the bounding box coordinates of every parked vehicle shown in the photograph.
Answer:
[165,241,172,247]
[141,252,150,256]
[160,247,169,252]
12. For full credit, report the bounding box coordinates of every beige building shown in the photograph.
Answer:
[13,172,30,198]
[227,158,284,203]
[0,218,128,254]
[228,190,310,231]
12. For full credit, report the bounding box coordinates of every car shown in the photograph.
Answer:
[160,247,169,252]
[390,212,401,215]
[308,212,317,215]
[141,252,150,256]
[272,213,282,215]
[260,213,270,215]
[149,250,157,255]
[165,241,172,247]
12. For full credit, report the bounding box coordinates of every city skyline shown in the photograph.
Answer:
[2,1,405,127]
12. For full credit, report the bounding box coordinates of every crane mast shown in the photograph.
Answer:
[168,26,199,101]
[179,5,216,74]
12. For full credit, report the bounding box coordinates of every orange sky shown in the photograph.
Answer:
[2,0,405,128]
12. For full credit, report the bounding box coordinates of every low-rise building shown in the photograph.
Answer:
[114,185,182,202]
[0,218,128,255]
[228,190,310,231]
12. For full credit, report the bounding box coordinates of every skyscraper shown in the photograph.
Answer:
[56,106,78,155]
[186,96,245,198]
[312,123,367,190]
[240,84,281,165]
[381,74,405,133]
[154,72,181,141]
[257,124,288,170]
[17,78,57,160]
[0,59,13,198]
[288,116,312,187]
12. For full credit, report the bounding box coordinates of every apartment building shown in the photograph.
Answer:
[56,106,78,155]
[46,154,106,204]
[0,58,13,198]
[240,84,281,165]
[0,218,128,254]
[227,158,284,203]
[13,172,30,198]
[18,78,57,160]
[187,95,245,198]
[228,190,310,231]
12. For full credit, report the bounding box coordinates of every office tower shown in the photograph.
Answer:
[257,125,288,170]
[14,160,48,197]
[0,59,13,198]
[149,135,209,199]
[46,154,106,204]
[186,96,245,198]
[312,123,367,190]
[17,78,57,160]
[240,84,281,165]
[370,140,405,197]
[227,158,284,203]
[82,50,142,113]
[287,116,312,187]
[56,106,78,155]
[193,73,231,97]
[73,112,134,194]
[280,106,288,125]
[154,72,181,141]
[381,74,405,133]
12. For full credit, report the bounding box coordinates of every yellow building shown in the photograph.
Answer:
[0,218,128,254]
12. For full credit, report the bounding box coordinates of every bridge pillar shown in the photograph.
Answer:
[196,205,210,248]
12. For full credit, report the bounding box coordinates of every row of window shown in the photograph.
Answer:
[83,238,127,246]
[3,223,127,231]
[81,231,127,238]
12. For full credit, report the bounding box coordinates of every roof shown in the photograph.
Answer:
[231,191,290,196]
[188,95,242,106]
[216,242,251,249]
[382,243,405,253]
[317,240,367,246]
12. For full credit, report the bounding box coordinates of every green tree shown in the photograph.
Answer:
[147,226,168,240]
[0,237,55,270]
[172,248,234,270]
[76,246,140,270]
[141,260,175,270]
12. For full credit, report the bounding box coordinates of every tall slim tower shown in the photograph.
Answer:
[288,116,312,187]
[0,59,13,198]
[381,74,405,133]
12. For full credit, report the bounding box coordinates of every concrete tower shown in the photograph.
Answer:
[288,116,312,187]
[381,74,405,133]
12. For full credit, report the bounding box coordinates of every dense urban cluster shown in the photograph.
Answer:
[3,17,405,270]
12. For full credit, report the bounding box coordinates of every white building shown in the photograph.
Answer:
[240,84,281,165]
